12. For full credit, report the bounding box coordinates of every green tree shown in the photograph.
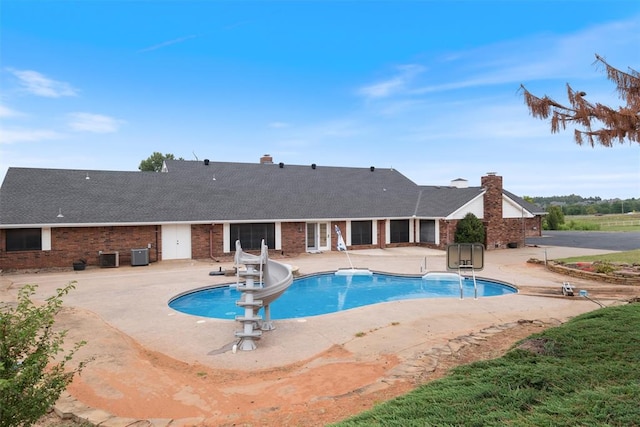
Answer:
[454,213,485,244]
[0,283,87,427]
[138,152,182,172]
[545,205,565,230]
[520,54,639,147]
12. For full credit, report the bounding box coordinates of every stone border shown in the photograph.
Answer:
[527,259,640,286]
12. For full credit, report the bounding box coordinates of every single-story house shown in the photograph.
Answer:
[0,155,545,270]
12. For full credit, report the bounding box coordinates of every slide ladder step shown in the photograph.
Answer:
[236,283,263,291]
[236,300,263,308]
[235,330,262,339]
[235,315,262,322]
[238,270,264,278]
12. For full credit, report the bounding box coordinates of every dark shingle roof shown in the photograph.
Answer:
[504,190,546,215]
[415,186,484,217]
[0,160,537,226]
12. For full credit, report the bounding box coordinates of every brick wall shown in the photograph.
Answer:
[332,221,347,250]
[440,219,457,249]
[204,224,228,259]
[280,222,306,255]
[0,226,158,271]
[526,216,543,237]
[377,220,386,249]
[191,224,215,260]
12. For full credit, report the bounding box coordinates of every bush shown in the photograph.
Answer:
[0,283,87,427]
[594,262,616,274]
[455,213,485,244]
[545,206,565,230]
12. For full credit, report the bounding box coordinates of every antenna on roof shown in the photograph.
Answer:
[193,151,199,161]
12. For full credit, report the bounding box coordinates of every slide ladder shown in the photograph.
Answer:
[233,240,293,351]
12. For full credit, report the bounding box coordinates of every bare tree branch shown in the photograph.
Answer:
[520,54,640,147]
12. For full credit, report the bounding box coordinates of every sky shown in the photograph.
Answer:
[1,0,639,200]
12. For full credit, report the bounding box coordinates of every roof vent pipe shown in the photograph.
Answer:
[279,162,284,168]
[311,163,316,169]
[204,159,210,166]
[370,166,375,172]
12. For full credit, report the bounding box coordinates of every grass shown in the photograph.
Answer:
[333,303,640,426]
[556,249,640,265]
[561,213,640,232]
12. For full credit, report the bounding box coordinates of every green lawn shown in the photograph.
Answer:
[333,304,640,426]
[556,249,640,265]
[563,213,640,232]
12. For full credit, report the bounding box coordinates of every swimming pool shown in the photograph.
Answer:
[169,272,517,320]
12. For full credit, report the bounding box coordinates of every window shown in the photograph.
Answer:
[420,220,436,243]
[6,228,42,251]
[230,223,275,250]
[390,220,409,243]
[350,221,372,245]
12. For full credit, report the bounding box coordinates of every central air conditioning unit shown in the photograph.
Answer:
[131,248,150,266]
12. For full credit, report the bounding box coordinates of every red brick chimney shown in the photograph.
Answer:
[260,154,274,164]
[481,172,503,249]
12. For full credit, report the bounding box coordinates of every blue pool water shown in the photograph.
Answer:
[169,272,517,320]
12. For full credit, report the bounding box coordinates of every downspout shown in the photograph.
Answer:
[155,225,159,262]
[210,225,217,261]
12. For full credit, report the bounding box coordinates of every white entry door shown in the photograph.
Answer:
[306,222,330,252]
[161,224,192,260]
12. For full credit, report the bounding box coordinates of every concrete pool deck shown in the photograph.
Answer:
[2,245,638,424]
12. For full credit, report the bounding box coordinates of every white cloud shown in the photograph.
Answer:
[138,35,198,53]
[0,104,25,118]
[0,128,63,144]
[359,15,640,103]
[67,112,124,133]
[268,121,291,129]
[358,64,426,99]
[7,69,78,98]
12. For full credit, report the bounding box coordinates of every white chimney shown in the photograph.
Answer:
[450,178,469,188]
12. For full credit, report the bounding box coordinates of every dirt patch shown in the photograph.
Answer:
[39,308,552,427]
[517,337,556,356]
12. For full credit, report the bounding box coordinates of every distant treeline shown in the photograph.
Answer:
[528,195,639,215]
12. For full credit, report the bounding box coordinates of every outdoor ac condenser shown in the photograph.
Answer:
[99,251,119,268]
[131,248,149,266]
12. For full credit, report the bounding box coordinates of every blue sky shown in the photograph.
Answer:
[1,1,639,200]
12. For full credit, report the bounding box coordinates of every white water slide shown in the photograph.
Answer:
[233,240,294,351]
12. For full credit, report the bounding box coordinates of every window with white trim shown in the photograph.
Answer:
[6,228,42,251]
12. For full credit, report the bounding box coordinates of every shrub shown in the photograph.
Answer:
[594,262,616,274]
[0,283,87,427]
[545,206,565,230]
[455,213,486,244]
